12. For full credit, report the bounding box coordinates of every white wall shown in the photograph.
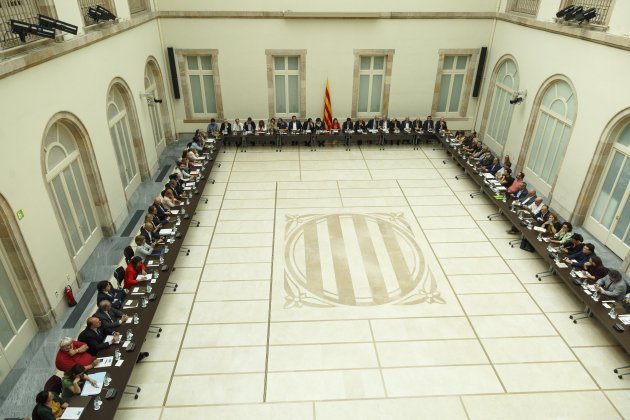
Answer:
[0,20,165,314]
[160,17,493,131]
[156,0,501,13]
[479,20,630,219]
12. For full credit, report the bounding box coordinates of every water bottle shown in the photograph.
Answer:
[537,233,542,242]
[186,197,190,206]
[153,271,158,279]
[502,195,507,203]
[581,277,588,287]
[609,305,617,319]
[114,346,121,361]
[141,297,148,308]
[126,329,132,341]
[181,208,186,215]
[527,221,533,230]
[164,245,169,254]
[133,313,139,325]
[93,396,102,411]
[176,216,181,226]
[147,284,152,294]
[592,290,599,301]
[159,255,164,264]
[104,372,111,386]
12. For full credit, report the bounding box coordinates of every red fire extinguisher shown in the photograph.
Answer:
[64,285,77,307]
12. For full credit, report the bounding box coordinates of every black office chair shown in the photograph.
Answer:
[113,266,125,289]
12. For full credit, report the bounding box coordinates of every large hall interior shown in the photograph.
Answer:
[1,0,630,418]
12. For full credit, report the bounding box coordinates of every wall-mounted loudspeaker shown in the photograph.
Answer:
[167,47,180,99]
[472,46,487,98]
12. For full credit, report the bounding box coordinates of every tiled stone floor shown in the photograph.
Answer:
[112,144,630,419]
[6,143,630,419]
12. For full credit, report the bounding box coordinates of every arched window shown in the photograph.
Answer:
[145,62,165,148]
[44,122,100,262]
[485,58,519,150]
[525,79,577,193]
[586,123,630,257]
[108,84,139,191]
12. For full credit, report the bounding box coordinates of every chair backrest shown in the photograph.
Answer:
[113,266,125,288]
[43,375,62,394]
[123,246,134,264]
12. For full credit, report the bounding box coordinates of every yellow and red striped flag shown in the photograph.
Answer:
[323,79,332,129]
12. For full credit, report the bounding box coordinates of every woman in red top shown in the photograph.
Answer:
[331,118,341,130]
[124,256,148,289]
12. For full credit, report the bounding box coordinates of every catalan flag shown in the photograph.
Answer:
[323,79,332,130]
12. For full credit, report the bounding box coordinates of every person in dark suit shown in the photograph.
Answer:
[400,117,413,132]
[277,118,288,132]
[354,119,366,132]
[77,317,119,356]
[423,115,435,131]
[303,118,315,132]
[149,205,168,226]
[243,117,256,133]
[96,281,125,309]
[378,117,390,131]
[288,116,302,132]
[140,223,162,247]
[435,117,448,132]
[413,117,423,131]
[534,204,551,224]
[314,118,324,131]
[220,119,232,135]
[367,115,379,130]
[485,157,502,175]
[94,300,128,331]
[342,118,354,131]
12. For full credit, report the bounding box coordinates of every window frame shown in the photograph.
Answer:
[507,0,541,16]
[107,86,139,190]
[431,49,479,119]
[265,49,306,119]
[351,49,394,118]
[176,49,224,123]
[0,0,57,51]
[128,0,149,15]
[77,0,117,27]
[558,0,615,27]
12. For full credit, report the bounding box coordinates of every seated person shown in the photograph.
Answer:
[412,117,423,131]
[149,204,168,226]
[540,212,561,235]
[499,168,514,189]
[507,172,525,194]
[94,299,128,330]
[61,363,97,400]
[134,234,153,260]
[124,256,148,289]
[581,256,608,283]
[288,115,301,132]
[560,233,583,254]
[314,118,324,131]
[548,222,573,245]
[342,117,354,132]
[220,118,232,135]
[143,214,161,235]
[595,270,627,301]
[354,119,366,132]
[563,243,596,269]
[207,118,219,135]
[96,280,125,309]
[256,119,267,133]
[331,117,341,131]
[77,317,120,356]
[32,390,68,420]
[367,115,379,130]
[390,118,400,132]
[232,118,243,132]
[243,117,256,133]
[400,117,413,132]
[140,222,162,247]
[185,147,201,163]
[435,117,448,132]
[55,337,97,372]
[191,133,204,152]
[162,189,182,211]
[153,195,171,219]
[303,118,315,132]
[422,115,435,131]
[485,157,502,175]
[514,188,537,207]
[534,204,551,224]
[512,182,528,201]
[495,161,511,179]
[277,117,288,132]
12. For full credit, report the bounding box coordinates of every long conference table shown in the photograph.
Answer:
[219,130,441,151]
[437,135,630,358]
[65,142,220,418]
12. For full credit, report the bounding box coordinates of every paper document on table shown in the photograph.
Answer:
[115,359,124,367]
[533,226,546,232]
[104,335,114,344]
[170,209,180,215]
[80,372,105,396]
[60,407,84,420]
[483,173,494,179]
[160,228,173,235]
[131,287,143,295]
[555,262,568,268]
[123,300,138,309]
[96,356,113,368]
[618,315,630,325]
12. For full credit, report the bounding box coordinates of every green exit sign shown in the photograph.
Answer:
[16,209,24,220]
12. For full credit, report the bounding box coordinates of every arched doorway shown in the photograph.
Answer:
[0,195,40,384]
[584,120,630,258]
[42,116,113,268]
[144,58,173,150]
[518,76,577,198]
[479,55,519,154]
